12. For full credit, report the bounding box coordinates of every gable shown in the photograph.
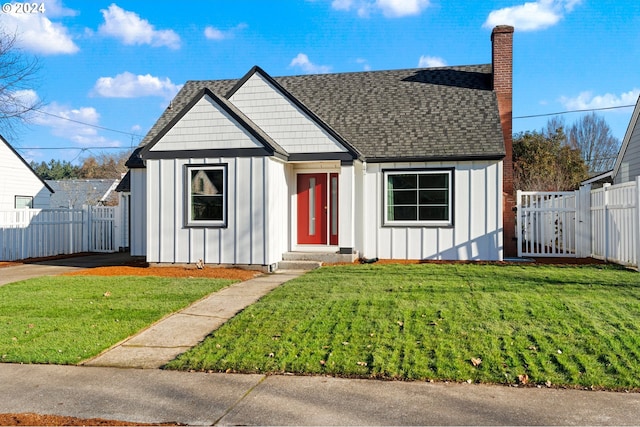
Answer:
[149,95,266,152]
[0,135,53,209]
[229,71,350,155]
[140,89,287,161]
[613,95,640,184]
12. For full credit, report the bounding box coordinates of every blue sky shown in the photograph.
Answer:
[1,0,638,164]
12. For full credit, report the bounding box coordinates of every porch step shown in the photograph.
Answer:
[276,260,322,270]
[283,251,358,264]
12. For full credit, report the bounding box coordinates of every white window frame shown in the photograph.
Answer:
[383,169,453,227]
[15,195,33,209]
[185,164,227,227]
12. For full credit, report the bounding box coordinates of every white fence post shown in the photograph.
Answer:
[577,184,591,258]
[516,190,522,257]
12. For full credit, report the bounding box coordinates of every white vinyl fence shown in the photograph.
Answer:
[0,205,122,261]
[517,176,640,268]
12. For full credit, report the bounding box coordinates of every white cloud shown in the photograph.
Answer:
[92,72,181,99]
[289,53,331,74]
[483,0,582,31]
[559,89,640,111]
[331,0,429,17]
[0,11,79,54]
[376,0,430,17]
[418,55,446,67]
[204,23,247,40]
[98,4,180,49]
[45,0,79,18]
[28,95,121,147]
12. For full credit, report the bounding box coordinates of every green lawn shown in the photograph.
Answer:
[0,275,234,364]
[166,263,640,390]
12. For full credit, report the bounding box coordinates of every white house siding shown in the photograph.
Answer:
[129,169,147,256]
[359,160,503,261]
[148,95,265,152]
[615,120,640,184]
[0,139,50,209]
[266,159,290,266]
[145,156,273,266]
[229,73,348,154]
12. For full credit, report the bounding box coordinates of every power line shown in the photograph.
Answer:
[514,104,635,120]
[31,107,144,138]
[17,146,130,150]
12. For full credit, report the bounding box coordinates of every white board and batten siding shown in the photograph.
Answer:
[145,156,288,267]
[129,169,147,256]
[359,160,503,261]
[0,138,51,209]
[229,73,348,154]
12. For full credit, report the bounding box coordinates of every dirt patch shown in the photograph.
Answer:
[62,264,261,281]
[0,413,182,426]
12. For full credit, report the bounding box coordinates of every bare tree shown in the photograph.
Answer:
[0,29,41,137]
[568,113,620,174]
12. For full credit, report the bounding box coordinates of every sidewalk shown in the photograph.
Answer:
[0,363,638,426]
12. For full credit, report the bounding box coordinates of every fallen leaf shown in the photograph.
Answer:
[471,357,482,367]
[397,321,404,327]
[545,380,552,388]
[103,291,111,297]
[518,374,529,384]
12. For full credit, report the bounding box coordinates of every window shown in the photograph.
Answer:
[15,196,33,209]
[384,170,452,226]
[186,164,227,227]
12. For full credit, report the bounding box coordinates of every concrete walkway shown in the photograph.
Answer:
[84,271,303,368]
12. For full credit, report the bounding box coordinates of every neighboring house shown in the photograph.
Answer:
[0,134,53,209]
[124,25,515,268]
[46,179,120,209]
[612,94,640,184]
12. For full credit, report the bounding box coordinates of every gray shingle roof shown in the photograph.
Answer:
[137,64,505,162]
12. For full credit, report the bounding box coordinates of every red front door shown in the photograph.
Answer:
[297,173,327,244]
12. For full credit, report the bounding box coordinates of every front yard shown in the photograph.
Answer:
[0,275,235,364]
[166,263,640,390]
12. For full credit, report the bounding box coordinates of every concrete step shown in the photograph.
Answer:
[276,260,322,270]
[282,251,358,264]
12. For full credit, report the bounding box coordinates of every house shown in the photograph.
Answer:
[46,178,120,209]
[612,93,640,184]
[0,134,53,209]
[124,25,515,269]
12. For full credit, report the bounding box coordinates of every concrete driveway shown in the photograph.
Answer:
[0,252,136,286]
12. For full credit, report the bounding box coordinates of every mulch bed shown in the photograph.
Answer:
[62,264,261,281]
[0,413,182,426]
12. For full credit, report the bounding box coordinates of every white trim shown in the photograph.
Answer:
[185,164,227,227]
[292,170,338,248]
[383,169,453,227]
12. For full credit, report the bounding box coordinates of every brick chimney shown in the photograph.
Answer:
[491,25,516,258]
